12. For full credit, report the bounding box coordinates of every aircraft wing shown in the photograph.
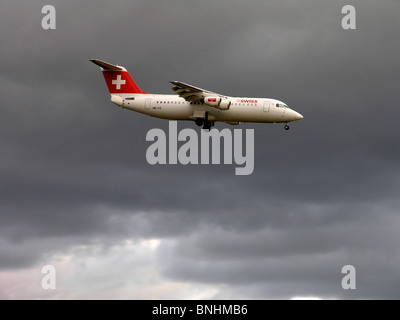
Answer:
[169,81,226,103]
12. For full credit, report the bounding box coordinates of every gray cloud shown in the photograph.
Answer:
[1,0,400,299]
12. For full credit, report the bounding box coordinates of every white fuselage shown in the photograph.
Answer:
[112,94,303,124]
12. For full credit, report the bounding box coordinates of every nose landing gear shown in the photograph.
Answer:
[284,123,290,131]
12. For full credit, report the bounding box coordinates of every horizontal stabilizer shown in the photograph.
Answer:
[90,59,124,71]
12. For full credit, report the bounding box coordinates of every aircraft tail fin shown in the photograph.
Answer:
[90,59,148,94]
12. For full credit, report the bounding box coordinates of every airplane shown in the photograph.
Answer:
[90,59,303,130]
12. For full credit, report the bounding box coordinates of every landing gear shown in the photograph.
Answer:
[202,112,213,131]
[195,118,204,127]
[284,124,290,131]
[203,122,212,130]
[194,113,214,130]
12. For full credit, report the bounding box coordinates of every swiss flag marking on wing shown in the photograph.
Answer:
[208,98,217,102]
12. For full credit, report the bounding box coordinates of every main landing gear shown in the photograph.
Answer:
[195,112,214,131]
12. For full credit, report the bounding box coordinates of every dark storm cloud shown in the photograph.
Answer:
[157,204,400,299]
[1,0,400,299]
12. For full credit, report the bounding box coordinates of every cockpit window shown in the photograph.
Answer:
[276,103,288,108]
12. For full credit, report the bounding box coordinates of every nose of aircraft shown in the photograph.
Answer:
[288,109,303,121]
[295,111,304,120]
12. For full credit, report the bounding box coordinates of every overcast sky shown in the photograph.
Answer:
[1,0,400,299]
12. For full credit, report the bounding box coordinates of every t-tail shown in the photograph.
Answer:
[90,59,148,95]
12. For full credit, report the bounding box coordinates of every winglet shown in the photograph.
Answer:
[90,59,126,71]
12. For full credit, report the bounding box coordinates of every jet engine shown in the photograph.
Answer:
[204,96,231,110]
